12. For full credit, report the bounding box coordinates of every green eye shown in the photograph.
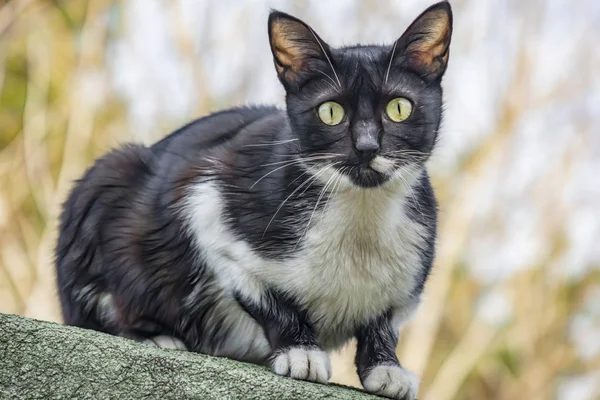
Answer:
[385,97,412,122]
[318,101,344,125]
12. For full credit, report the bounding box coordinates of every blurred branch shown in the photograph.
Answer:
[0,49,5,95]
[25,0,110,322]
[23,26,53,223]
[49,0,77,30]
[166,0,214,115]
[423,317,498,400]
[0,0,34,37]
[53,0,108,204]
[0,253,25,313]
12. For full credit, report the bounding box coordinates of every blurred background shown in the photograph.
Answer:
[0,0,599,399]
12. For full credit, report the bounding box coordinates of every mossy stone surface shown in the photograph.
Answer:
[0,313,374,400]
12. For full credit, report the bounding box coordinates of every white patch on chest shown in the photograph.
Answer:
[182,170,427,354]
[265,183,427,348]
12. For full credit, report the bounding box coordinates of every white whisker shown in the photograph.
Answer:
[324,167,345,211]
[294,165,339,250]
[243,138,298,147]
[309,27,341,89]
[387,149,428,156]
[396,167,425,220]
[262,162,337,237]
[299,161,340,196]
[260,154,337,167]
[315,69,339,92]
[385,40,398,84]
[250,159,312,189]
[287,168,311,187]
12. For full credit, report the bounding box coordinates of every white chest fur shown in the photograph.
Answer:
[182,179,427,351]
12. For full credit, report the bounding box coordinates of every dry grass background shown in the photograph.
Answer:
[0,1,599,399]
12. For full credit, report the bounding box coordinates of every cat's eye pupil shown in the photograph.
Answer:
[385,97,412,123]
[318,101,344,126]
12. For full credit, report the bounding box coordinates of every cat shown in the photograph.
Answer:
[55,2,452,399]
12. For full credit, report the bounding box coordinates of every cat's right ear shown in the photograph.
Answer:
[393,1,453,83]
[268,11,332,90]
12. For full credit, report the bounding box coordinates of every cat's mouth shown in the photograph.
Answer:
[308,156,401,189]
[338,156,395,188]
[346,165,390,188]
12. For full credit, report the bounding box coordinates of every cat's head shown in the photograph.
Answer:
[268,1,452,188]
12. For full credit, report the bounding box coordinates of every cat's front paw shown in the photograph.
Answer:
[271,346,331,384]
[362,364,419,400]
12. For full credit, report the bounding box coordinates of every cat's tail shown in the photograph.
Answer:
[54,144,154,334]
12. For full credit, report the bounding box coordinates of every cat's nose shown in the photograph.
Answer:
[353,120,380,161]
[354,134,380,161]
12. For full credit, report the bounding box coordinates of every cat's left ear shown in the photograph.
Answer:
[268,11,333,89]
[394,1,453,82]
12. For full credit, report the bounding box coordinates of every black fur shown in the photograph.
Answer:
[355,310,401,380]
[235,288,319,352]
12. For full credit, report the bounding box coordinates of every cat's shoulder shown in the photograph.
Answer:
[151,105,285,153]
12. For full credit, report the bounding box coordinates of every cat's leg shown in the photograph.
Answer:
[355,311,419,400]
[235,289,331,384]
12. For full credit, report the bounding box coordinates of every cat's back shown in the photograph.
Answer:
[58,104,285,261]
[151,105,285,156]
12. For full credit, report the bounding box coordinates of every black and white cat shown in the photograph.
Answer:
[55,2,452,399]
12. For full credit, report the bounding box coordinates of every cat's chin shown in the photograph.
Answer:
[347,166,390,188]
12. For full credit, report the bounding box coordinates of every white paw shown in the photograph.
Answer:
[142,335,188,351]
[271,347,331,384]
[362,365,420,400]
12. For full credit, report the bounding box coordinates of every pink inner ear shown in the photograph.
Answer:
[407,10,450,55]
[401,8,451,78]
[271,20,315,70]
[269,15,329,84]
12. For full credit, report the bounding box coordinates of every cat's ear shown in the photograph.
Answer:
[268,11,332,89]
[394,1,453,82]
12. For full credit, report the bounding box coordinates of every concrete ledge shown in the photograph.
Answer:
[0,313,375,399]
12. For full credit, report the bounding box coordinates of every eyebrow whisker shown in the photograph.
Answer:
[385,40,398,84]
[309,27,342,90]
